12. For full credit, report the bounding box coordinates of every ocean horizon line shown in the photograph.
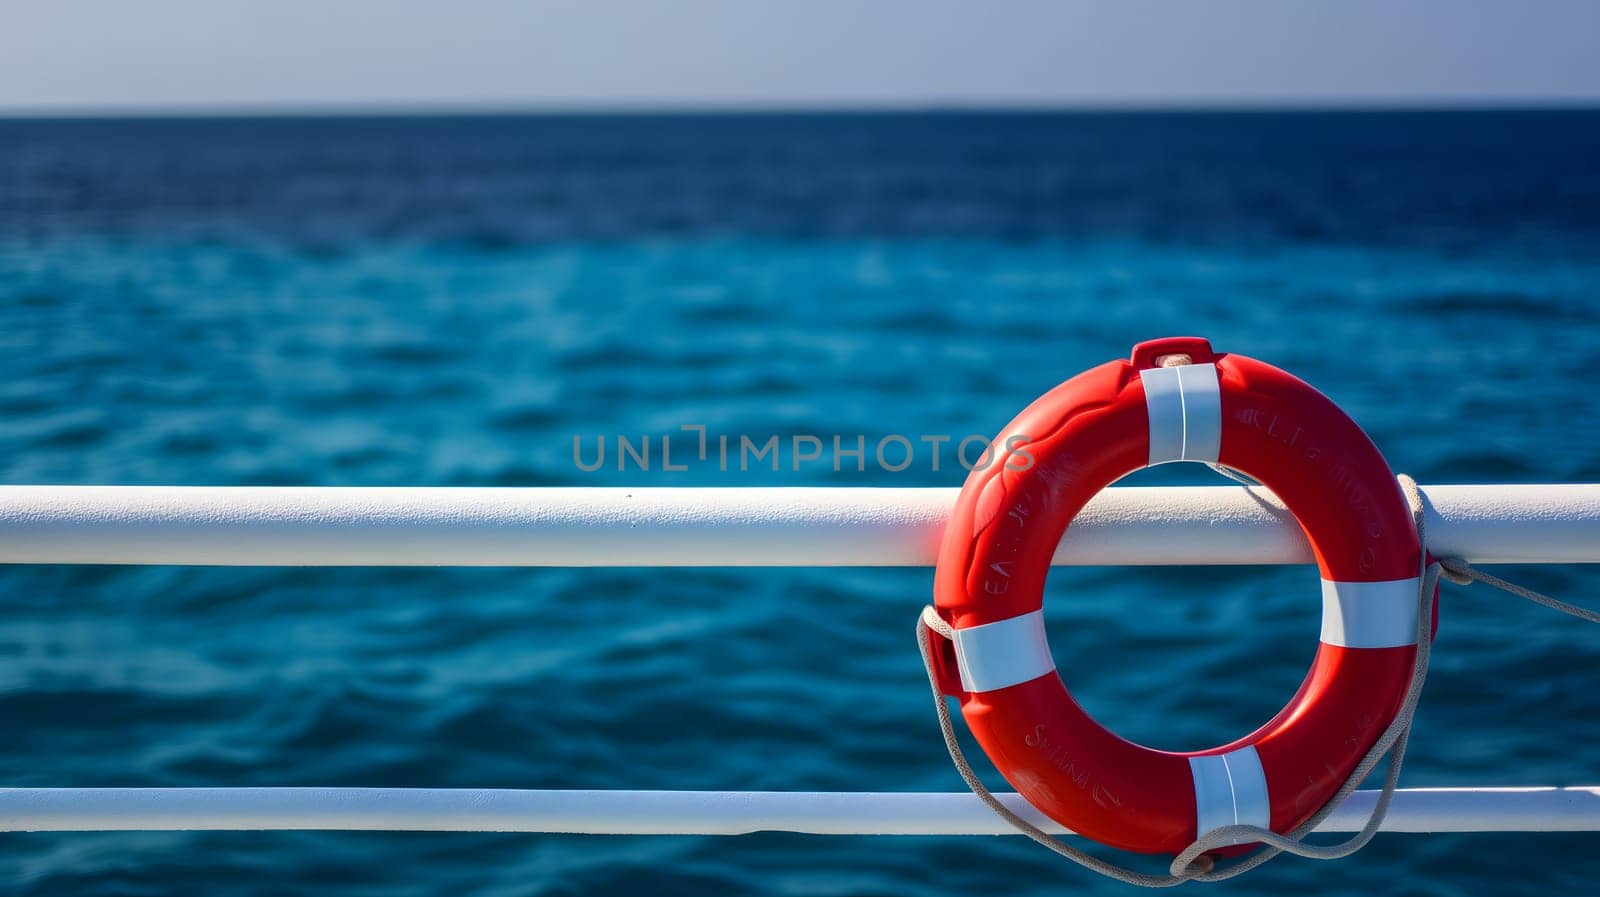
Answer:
[2,98,1599,121]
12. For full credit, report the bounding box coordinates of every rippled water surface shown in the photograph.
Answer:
[2,111,1599,896]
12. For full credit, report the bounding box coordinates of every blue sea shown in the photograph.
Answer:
[1,111,1599,896]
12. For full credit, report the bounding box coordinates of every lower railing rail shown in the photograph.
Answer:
[3,787,1599,834]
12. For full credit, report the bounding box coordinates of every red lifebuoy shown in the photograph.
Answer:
[928,337,1430,855]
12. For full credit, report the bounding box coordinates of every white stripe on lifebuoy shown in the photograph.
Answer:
[1189,746,1270,842]
[1319,577,1422,648]
[1140,363,1222,465]
[951,610,1055,693]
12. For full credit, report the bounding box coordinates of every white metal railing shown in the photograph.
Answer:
[1,483,1597,566]
[4,787,1599,834]
[3,483,1597,836]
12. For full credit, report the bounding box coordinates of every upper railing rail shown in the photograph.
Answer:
[0,483,1595,567]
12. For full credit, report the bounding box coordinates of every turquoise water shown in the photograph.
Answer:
[1,112,1599,895]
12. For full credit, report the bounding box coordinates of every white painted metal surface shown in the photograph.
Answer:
[3,787,1598,834]
[0,484,1596,567]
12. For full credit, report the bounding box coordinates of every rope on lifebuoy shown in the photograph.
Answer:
[918,473,1596,885]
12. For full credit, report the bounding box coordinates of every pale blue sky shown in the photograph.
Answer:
[4,0,1599,112]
